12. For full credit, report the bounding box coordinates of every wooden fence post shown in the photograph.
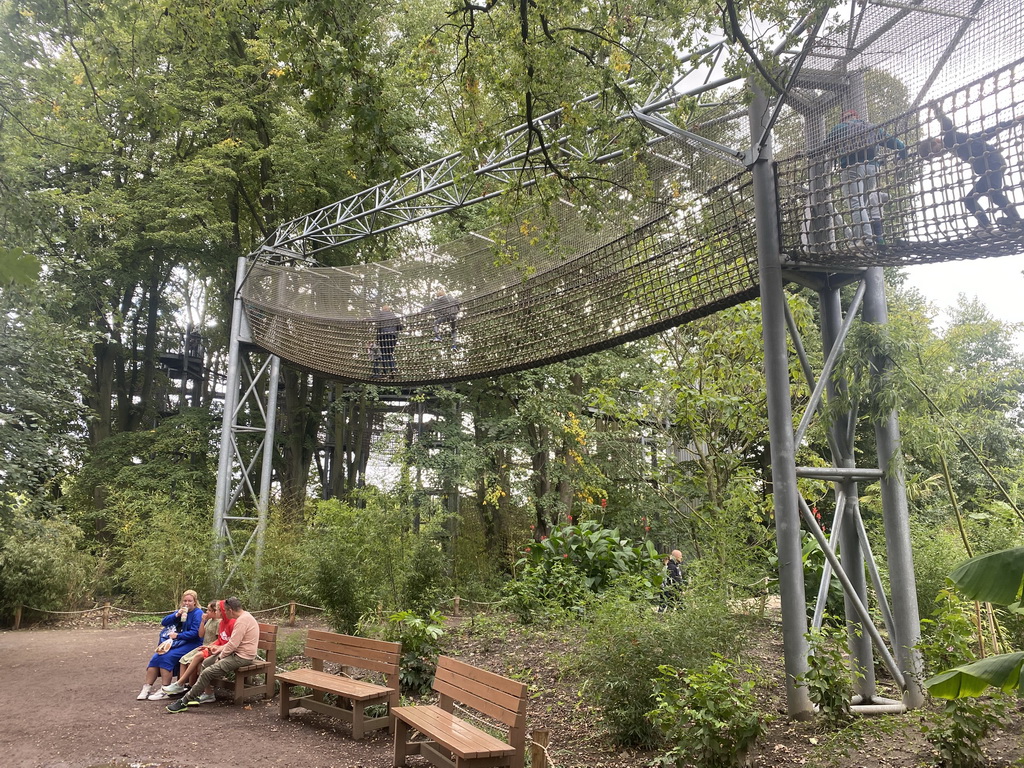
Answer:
[289,601,297,627]
[13,605,22,630]
[102,602,111,629]
[529,729,549,768]
[453,596,460,617]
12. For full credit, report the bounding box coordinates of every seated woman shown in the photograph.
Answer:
[137,589,204,701]
[161,599,235,696]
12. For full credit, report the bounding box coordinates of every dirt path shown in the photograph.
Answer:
[0,625,396,768]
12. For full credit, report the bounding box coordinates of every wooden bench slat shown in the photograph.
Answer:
[277,668,391,701]
[433,660,527,726]
[393,705,515,759]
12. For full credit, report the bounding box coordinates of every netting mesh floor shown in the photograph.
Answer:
[240,0,1024,385]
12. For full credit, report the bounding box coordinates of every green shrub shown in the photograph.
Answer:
[0,509,92,621]
[922,697,1007,768]
[576,581,746,748]
[503,522,661,622]
[112,499,214,607]
[910,523,969,614]
[648,657,765,768]
[521,521,662,591]
[502,558,590,623]
[383,610,445,694]
[798,623,857,729]
[401,532,452,615]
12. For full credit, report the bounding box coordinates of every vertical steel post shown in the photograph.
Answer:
[213,256,248,578]
[819,286,876,699]
[254,353,280,575]
[862,267,924,707]
[749,87,813,718]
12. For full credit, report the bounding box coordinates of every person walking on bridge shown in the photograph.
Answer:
[827,109,908,246]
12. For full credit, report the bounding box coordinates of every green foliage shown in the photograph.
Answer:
[504,521,662,622]
[383,610,445,695]
[310,524,363,634]
[502,558,591,623]
[0,506,93,621]
[918,590,978,679]
[648,657,766,768]
[799,533,846,621]
[925,548,1024,700]
[576,581,747,748]
[798,624,857,729]
[922,696,1007,768]
[114,502,214,608]
[401,532,452,616]
[911,524,970,616]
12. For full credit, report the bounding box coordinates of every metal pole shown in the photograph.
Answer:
[819,285,876,700]
[862,267,924,708]
[749,85,813,718]
[254,353,281,578]
[213,256,248,583]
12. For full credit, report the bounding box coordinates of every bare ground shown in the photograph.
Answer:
[1,611,1022,768]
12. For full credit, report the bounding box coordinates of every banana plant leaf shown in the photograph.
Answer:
[948,547,1024,606]
[924,652,1024,699]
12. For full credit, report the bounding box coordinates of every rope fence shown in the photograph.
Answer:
[8,599,327,632]
[7,595,505,631]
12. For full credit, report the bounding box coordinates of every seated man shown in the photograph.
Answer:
[166,596,259,712]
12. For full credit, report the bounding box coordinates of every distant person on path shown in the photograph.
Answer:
[166,596,259,712]
[658,549,685,612]
[427,288,459,349]
[137,590,204,701]
[826,109,908,245]
[919,103,1023,228]
[371,304,402,378]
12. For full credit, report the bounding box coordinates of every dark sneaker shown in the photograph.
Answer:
[185,697,203,707]
[166,698,190,713]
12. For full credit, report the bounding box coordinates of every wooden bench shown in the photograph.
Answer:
[392,655,528,768]
[213,622,278,704]
[277,630,402,739]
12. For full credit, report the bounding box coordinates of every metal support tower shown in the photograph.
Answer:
[213,256,281,591]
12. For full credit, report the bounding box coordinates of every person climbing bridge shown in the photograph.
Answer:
[826,109,909,246]
[919,103,1023,229]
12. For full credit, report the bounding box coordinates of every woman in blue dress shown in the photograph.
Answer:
[136,589,204,701]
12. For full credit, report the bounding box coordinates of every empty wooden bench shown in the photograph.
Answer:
[214,622,278,704]
[393,655,528,768]
[277,630,402,739]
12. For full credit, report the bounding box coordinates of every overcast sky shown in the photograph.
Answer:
[903,256,1024,339]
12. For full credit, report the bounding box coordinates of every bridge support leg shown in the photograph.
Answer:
[863,268,925,708]
[749,87,813,719]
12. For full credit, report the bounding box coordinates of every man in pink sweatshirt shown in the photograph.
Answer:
[166,596,259,713]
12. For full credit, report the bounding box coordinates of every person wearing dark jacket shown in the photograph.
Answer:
[920,104,1023,227]
[371,305,402,378]
[826,109,908,245]
[427,289,459,349]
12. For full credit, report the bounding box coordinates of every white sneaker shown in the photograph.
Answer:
[137,685,152,700]
[196,692,216,705]
[148,690,169,700]
[162,682,188,695]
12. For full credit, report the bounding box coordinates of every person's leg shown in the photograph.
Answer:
[985,171,1020,221]
[840,165,870,239]
[966,176,991,226]
[138,666,160,699]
